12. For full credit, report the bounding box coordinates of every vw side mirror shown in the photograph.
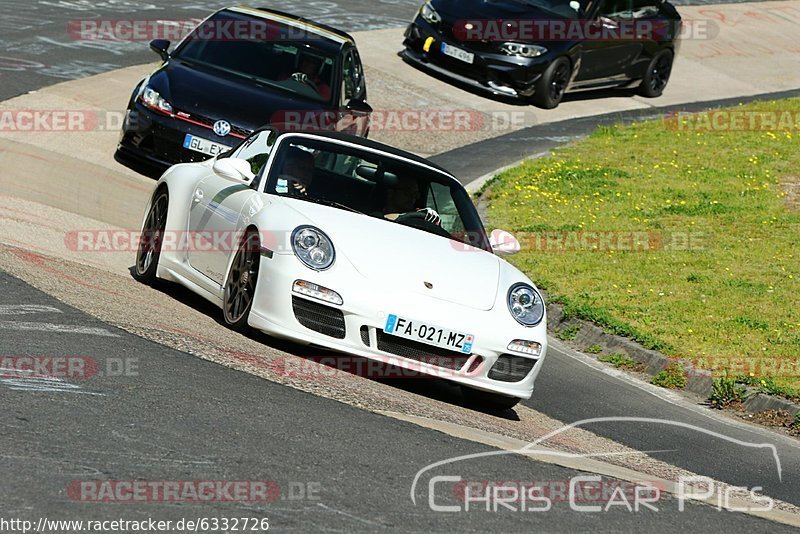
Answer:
[149,39,171,61]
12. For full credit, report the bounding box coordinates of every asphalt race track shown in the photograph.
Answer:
[0,0,421,101]
[2,0,800,531]
[4,272,793,531]
[0,0,781,101]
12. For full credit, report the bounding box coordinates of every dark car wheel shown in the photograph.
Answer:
[133,187,168,285]
[223,230,261,332]
[461,386,521,411]
[638,49,674,98]
[530,57,571,109]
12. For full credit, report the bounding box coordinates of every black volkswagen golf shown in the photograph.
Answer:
[115,6,371,175]
[401,0,681,108]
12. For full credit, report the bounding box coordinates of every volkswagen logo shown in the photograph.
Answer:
[213,120,231,137]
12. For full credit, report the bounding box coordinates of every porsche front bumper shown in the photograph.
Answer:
[248,253,548,400]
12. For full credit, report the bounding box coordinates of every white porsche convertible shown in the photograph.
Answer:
[134,129,547,409]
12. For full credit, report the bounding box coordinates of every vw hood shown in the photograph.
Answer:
[147,60,324,133]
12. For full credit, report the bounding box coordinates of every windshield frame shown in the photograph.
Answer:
[262,134,493,252]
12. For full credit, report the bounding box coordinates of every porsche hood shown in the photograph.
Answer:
[276,198,501,311]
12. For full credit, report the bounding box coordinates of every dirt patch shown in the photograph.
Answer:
[735,409,800,437]
[781,176,800,211]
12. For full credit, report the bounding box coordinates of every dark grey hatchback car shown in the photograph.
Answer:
[401,0,681,108]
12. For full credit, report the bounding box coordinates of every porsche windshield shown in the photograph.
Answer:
[173,11,336,103]
[262,138,491,251]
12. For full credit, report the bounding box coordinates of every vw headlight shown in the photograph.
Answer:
[420,2,442,24]
[292,226,335,271]
[141,86,173,114]
[500,42,547,58]
[507,283,545,326]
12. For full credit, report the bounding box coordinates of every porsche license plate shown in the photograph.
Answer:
[384,314,474,354]
[183,134,230,157]
[441,42,474,64]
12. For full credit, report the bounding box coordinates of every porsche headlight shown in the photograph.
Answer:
[507,283,544,326]
[500,42,547,58]
[420,2,442,24]
[141,86,173,114]
[292,226,335,271]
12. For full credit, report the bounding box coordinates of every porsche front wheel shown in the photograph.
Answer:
[223,230,261,331]
[133,188,168,285]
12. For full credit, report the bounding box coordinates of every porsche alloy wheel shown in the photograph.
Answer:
[223,230,261,331]
[133,188,168,285]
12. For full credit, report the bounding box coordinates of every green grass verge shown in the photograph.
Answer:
[556,323,581,341]
[483,98,800,398]
[598,353,642,371]
[652,362,688,389]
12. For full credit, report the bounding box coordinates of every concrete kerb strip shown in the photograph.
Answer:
[381,410,800,527]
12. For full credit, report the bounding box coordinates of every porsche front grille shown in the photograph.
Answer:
[375,331,469,371]
[488,354,537,383]
[292,296,346,339]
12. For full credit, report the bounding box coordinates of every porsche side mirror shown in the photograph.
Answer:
[489,229,521,256]
[149,39,171,61]
[213,158,256,184]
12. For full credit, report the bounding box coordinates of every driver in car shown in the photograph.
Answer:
[296,53,331,100]
[278,147,315,196]
[381,176,441,225]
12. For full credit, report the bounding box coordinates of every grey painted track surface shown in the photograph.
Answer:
[2,271,791,530]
